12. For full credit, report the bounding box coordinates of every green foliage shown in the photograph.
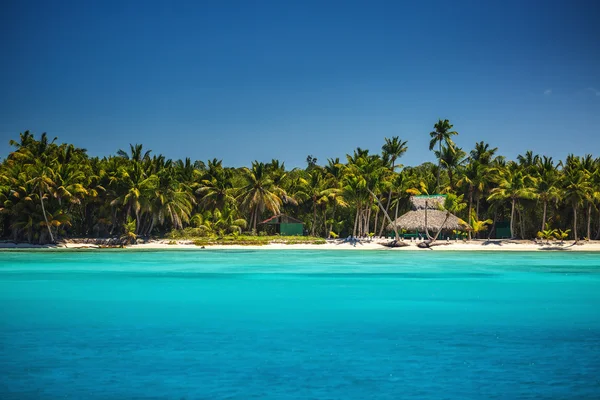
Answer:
[1,130,599,244]
[556,229,571,243]
[120,217,137,245]
[191,235,326,247]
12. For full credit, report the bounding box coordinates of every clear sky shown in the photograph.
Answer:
[1,0,598,167]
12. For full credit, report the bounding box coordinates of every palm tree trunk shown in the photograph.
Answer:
[595,211,600,240]
[373,208,379,237]
[147,216,155,236]
[366,206,371,235]
[510,198,516,239]
[487,209,498,240]
[367,189,399,240]
[253,205,259,232]
[424,202,433,240]
[328,203,337,238]
[322,208,327,238]
[467,188,473,240]
[353,205,359,237]
[573,204,578,243]
[135,209,140,234]
[586,203,592,241]
[311,202,317,236]
[541,200,547,231]
[394,197,400,236]
[380,161,395,235]
[518,204,525,239]
[39,188,54,243]
[436,141,442,192]
[430,212,450,244]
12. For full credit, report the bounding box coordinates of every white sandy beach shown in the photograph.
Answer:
[127,239,600,252]
[2,239,598,251]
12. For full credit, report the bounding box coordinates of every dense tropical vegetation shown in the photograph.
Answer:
[1,122,600,244]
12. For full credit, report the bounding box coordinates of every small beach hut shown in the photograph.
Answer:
[259,214,304,236]
[386,195,469,235]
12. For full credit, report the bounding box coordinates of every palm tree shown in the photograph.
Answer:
[237,162,283,232]
[429,119,458,192]
[196,167,235,211]
[562,167,591,243]
[517,150,540,172]
[110,163,158,234]
[470,141,498,165]
[436,145,466,190]
[295,167,329,236]
[487,164,538,239]
[456,161,486,239]
[26,160,56,242]
[535,156,560,231]
[381,137,408,232]
[324,158,347,237]
[117,144,152,163]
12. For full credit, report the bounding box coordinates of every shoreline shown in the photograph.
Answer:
[2,239,600,252]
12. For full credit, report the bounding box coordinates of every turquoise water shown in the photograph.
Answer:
[1,250,600,399]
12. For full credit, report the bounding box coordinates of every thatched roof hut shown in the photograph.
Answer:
[387,209,468,232]
[386,195,469,232]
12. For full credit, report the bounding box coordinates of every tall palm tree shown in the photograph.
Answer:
[110,163,158,234]
[470,141,498,165]
[117,144,152,163]
[295,167,330,236]
[26,160,56,242]
[487,164,538,239]
[196,167,235,211]
[562,167,591,243]
[237,162,283,232]
[436,145,466,190]
[535,156,560,231]
[381,136,408,233]
[324,158,346,237]
[429,119,459,192]
[456,161,486,239]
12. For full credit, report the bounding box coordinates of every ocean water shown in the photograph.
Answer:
[1,250,599,399]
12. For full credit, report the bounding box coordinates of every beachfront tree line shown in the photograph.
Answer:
[1,124,599,244]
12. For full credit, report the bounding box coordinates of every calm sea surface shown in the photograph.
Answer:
[1,250,599,399]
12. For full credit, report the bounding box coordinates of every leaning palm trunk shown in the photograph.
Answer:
[432,212,450,242]
[39,188,54,243]
[510,198,516,239]
[541,200,548,232]
[367,189,399,240]
[379,193,392,236]
[419,211,450,248]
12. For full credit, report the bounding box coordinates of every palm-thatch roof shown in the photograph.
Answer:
[410,195,446,210]
[387,209,468,232]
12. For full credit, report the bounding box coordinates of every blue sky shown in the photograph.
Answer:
[1,0,598,167]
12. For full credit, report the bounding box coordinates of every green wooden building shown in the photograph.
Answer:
[259,214,305,236]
